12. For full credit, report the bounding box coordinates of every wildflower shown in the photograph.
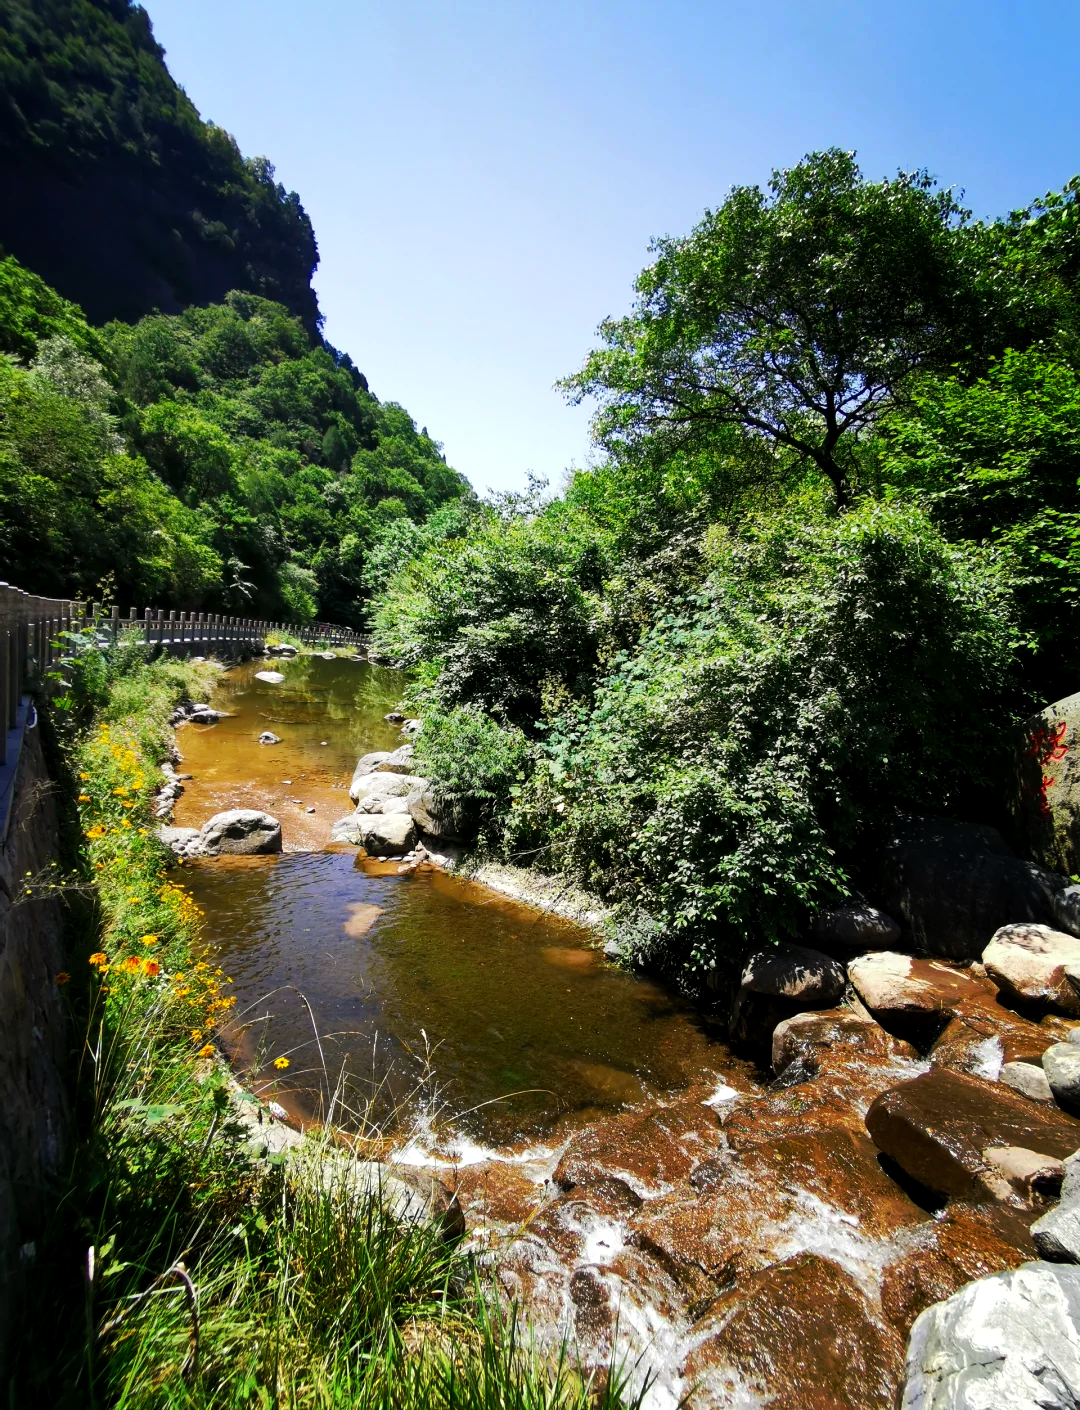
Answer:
[112,787,128,797]
[120,821,131,829]
[85,825,106,840]
[78,794,91,803]
[141,934,159,947]
[191,1030,203,1042]
[143,959,161,978]
[273,1057,290,1070]
[88,952,108,967]
[173,972,186,982]
[122,955,142,972]
[79,773,89,781]
[198,1044,215,1059]
[55,972,70,987]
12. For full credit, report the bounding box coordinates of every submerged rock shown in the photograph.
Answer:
[254,670,285,684]
[901,1262,1080,1409]
[199,809,282,856]
[983,922,1080,1016]
[865,1066,1080,1203]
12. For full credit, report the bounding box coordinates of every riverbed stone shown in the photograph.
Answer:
[983,922,1080,1016]
[157,825,203,858]
[254,670,285,684]
[1044,1042,1080,1113]
[258,731,280,745]
[683,1252,905,1410]
[198,809,282,856]
[330,812,417,854]
[375,744,416,774]
[351,773,427,812]
[348,753,391,797]
[813,902,901,951]
[875,818,1079,960]
[406,783,474,841]
[729,943,845,1050]
[900,1261,1080,1410]
[849,953,996,1048]
[865,1066,1080,1202]
[1000,1060,1056,1104]
[771,1007,917,1079]
[1031,1151,1080,1262]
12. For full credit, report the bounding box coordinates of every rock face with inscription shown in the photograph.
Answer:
[1016,690,1080,876]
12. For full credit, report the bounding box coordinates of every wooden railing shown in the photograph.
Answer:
[0,581,362,770]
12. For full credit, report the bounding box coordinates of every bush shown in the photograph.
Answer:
[412,706,532,839]
[511,502,1016,986]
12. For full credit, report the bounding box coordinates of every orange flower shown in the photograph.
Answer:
[273,1057,290,1070]
[198,1044,215,1058]
[55,972,70,986]
[143,959,161,978]
[88,952,108,967]
[122,955,142,972]
[78,794,91,803]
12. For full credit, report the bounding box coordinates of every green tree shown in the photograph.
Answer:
[563,149,977,508]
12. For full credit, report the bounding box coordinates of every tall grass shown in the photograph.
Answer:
[9,638,645,1410]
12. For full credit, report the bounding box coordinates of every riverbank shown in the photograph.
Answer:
[12,638,643,1409]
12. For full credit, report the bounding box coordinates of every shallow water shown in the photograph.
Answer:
[179,655,723,1141]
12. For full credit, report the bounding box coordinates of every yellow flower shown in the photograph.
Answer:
[122,955,142,972]
[79,773,89,781]
[112,787,128,797]
[85,825,106,840]
[141,934,159,947]
[273,1057,290,1070]
[55,972,70,987]
[88,952,108,967]
[78,794,91,803]
[198,1044,215,1059]
[172,971,186,982]
[143,959,161,978]
[120,821,131,829]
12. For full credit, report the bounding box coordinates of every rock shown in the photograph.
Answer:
[1016,690,1080,876]
[876,818,1079,960]
[406,783,475,841]
[384,711,405,724]
[813,902,901,951]
[329,812,417,854]
[199,809,282,856]
[1000,1060,1055,1104]
[729,943,845,1049]
[157,825,202,858]
[900,1262,1080,1410]
[402,718,423,737]
[319,651,335,660]
[1032,1151,1080,1262]
[982,1146,1065,1202]
[348,753,391,797]
[848,952,992,1048]
[1044,1043,1080,1113]
[258,731,281,745]
[375,744,416,774]
[379,795,411,816]
[771,1007,917,1079]
[983,923,1080,1016]
[683,1253,905,1410]
[865,1066,1080,1202]
[254,671,285,684]
[351,773,427,810]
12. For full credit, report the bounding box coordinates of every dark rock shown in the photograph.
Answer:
[876,818,1079,960]
[813,902,901,951]
[407,783,475,842]
[983,922,1080,1016]
[384,711,405,724]
[729,943,845,1050]
[1015,690,1080,877]
[199,809,282,856]
[865,1066,1080,1202]
[901,1262,1080,1410]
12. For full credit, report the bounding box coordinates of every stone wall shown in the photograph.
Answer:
[0,719,71,1372]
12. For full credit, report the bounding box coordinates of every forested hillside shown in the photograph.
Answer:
[0,0,321,329]
[0,257,471,622]
[372,152,1080,988]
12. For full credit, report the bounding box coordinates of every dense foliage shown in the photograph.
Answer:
[0,258,470,621]
[373,151,1080,987]
[0,0,321,329]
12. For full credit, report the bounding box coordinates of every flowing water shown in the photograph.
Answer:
[175,655,723,1142]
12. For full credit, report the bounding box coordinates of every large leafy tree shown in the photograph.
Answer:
[563,149,976,507]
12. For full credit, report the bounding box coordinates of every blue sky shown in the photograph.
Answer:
[146,0,1080,495]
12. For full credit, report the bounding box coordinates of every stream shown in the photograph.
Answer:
[170,653,1050,1410]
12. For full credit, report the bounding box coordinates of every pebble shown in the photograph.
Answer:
[306,806,315,813]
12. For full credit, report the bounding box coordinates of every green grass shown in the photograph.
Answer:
[8,639,645,1410]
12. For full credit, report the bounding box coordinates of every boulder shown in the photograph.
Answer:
[406,783,476,841]
[1032,1151,1080,1262]
[348,752,391,797]
[254,670,285,684]
[876,818,1079,960]
[1044,1043,1080,1113]
[258,731,281,745]
[812,903,901,951]
[199,809,282,856]
[375,744,416,774]
[384,711,405,724]
[351,773,427,811]
[865,1066,1080,1203]
[848,952,992,1048]
[402,718,423,737]
[729,943,845,1051]
[983,923,1080,1016]
[330,812,417,855]
[1000,1060,1055,1105]
[1015,691,1080,876]
[771,1007,917,1080]
[901,1262,1080,1410]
